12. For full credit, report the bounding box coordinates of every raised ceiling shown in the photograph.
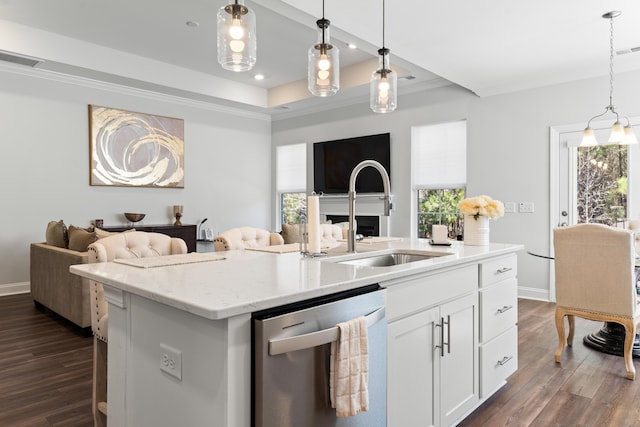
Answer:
[0,0,639,118]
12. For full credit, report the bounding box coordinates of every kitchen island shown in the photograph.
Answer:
[71,239,523,427]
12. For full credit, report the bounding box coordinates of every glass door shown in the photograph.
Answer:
[550,125,632,300]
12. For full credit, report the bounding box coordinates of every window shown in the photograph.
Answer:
[276,144,307,226]
[412,121,467,239]
[577,145,628,226]
[417,188,466,238]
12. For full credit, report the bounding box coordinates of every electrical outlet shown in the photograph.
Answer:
[160,343,182,380]
[504,202,517,213]
[519,202,535,213]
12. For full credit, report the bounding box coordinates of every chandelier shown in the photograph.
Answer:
[580,11,637,146]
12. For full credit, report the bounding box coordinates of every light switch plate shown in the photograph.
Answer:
[504,202,517,213]
[519,202,535,213]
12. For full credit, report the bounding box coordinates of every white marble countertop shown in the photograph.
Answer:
[70,239,523,320]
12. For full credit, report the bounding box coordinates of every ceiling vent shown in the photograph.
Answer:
[0,50,43,67]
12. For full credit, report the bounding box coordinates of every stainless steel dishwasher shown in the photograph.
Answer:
[252,284,387,427]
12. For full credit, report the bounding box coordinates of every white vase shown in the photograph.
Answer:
[464,215,490,246]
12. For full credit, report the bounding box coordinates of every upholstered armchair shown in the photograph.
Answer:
[553,223,640,380]
[213,226,284,251]
[87,231,188,427]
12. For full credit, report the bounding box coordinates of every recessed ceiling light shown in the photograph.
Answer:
[254,74,265,81]
[186,20,200,28]
[347,43,357,49]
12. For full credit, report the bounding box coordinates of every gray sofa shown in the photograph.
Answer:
[30,242,90,329]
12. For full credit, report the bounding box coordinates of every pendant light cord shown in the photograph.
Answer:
[608,15,617,112]
[383,0,386,49]
[322,0,326,45]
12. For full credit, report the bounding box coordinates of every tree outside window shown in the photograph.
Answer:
[417,188,465,239]
[577,145,627,226]
[281,192,306,225]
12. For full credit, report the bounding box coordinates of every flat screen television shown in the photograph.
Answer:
[313,133,391,194]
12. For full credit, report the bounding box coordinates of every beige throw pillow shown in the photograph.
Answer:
[95,227,135,240]
[68,225,98,252]
[45,220,68,248]
[281,223,301,244]
[95,228,114,239]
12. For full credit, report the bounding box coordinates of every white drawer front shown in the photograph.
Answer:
[480,326,518,398]
[480,278,518,342]
[480,254,517,288]
[386,265,478,322]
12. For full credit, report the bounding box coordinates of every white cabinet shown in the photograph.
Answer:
[440,293,478,426]
[388,306,439,427]
[386,265,479,427]
[478,255,518,398]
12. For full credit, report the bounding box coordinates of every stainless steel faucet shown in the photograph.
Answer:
[348,160,391,252]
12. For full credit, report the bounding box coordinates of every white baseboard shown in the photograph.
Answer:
[518,285,550,302]
[0,281,30,296]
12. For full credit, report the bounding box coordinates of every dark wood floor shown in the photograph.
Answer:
[3,294,640,426]
[0,293,93,427]
[460,298,640,427]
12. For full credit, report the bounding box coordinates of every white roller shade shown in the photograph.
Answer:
[412,120,466,189]
[277,143,307,192]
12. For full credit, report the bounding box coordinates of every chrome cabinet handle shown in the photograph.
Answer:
[497,305,513,314]
[498,355,513,366]
[435,319,444,357]
[268,306,385,356]
[444,315,451,354]
[496,267,513,274]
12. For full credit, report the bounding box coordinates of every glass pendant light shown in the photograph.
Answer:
[370,0,397,113]
[580,11,637,146]
[308,0,339,97]
[217,0,256,72]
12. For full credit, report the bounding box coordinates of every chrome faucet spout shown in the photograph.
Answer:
[347,160,391,253]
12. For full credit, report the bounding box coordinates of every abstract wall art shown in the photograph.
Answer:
[89,105,185,188]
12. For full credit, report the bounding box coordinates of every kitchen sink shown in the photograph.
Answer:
[336,251,450,267]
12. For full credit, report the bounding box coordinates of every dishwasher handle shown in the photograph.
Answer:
[268,306,385,356]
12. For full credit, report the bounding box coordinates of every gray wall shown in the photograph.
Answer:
[0,65,272,290]
[4,60,640,300]
[272,69,640,300]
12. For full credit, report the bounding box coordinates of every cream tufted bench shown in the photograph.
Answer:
[213,226,284,251]
[87,231,187,427]
[280,222,346,244]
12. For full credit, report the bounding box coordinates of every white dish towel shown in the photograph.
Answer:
[330,316,370,417]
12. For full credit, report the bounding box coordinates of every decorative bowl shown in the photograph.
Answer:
[124,212,145,223]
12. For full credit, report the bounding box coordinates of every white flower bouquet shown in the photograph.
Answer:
[458,195,505,221]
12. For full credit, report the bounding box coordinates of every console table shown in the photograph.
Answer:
[101,224,197,253]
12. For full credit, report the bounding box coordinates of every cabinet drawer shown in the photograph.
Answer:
[480,255,517,288]
[480,326,518,398]
[386,265,478,322]
[480,278,518,342]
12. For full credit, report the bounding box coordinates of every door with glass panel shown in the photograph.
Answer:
[554,129,629,227]
[550,126,631,299]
